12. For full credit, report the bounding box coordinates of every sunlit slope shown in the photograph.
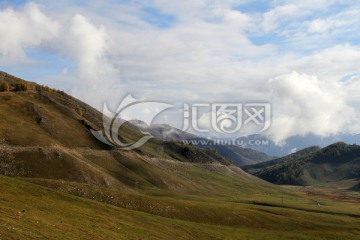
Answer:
[1,72,246,194]
[0,71,232,165]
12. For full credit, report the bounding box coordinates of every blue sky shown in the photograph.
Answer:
[0,0,26,8]
[1,0,360,144]
[141,6,177,28]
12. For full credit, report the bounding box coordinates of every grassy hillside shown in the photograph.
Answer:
[243,142,360,187]
[0,71,232,161]
[243,146,321,174]
[0,71,269,167]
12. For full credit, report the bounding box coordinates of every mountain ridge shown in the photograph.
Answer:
[242,142,360,188]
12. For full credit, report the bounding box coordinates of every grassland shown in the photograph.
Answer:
[1,174,360,240]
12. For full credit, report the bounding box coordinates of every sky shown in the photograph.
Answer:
[1,0,360,145]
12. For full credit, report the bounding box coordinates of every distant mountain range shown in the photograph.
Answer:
[235,134,360,157]
[130,120,360,161]
[243,142,360,190]
[130,121,273,166]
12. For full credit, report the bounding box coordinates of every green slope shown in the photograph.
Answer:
[243,146,321,175]
[1,175,360,239]
[243,142,360,187]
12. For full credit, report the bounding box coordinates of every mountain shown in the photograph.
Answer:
[242,142,360,187]
[243,146,321,174]
[0,71,241,186]
[237,133,360,157]
[133,122,273,166]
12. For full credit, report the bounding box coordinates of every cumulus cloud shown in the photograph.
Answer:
[0,3,60,64]
[61,14,121,108]
[265,71,355,145]
[0,3,121,108]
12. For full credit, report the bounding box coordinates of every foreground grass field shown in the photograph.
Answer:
[1,174,360,240]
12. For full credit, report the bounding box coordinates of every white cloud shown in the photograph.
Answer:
[265,71,355,145]
[61,14,121,108]
[0,3,122,108]
[308,19,331,33]
[0,3,60,64]
[292,44,360,82]
[307,6,360,36]
[261,4,298,32]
